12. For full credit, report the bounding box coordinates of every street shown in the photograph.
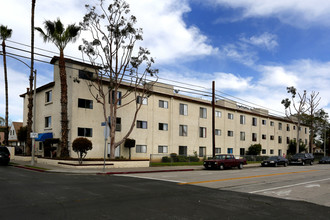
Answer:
[0,164,330,219]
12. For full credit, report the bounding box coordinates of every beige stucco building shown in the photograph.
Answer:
[21,57,309,159]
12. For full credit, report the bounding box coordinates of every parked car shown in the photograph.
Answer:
[0,146,10,165]
[261,156,288,167]
[203,154,247,170]
[289,153,314,166]
[319,156,330,164]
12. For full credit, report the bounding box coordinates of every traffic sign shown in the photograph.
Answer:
[30,132,38,139]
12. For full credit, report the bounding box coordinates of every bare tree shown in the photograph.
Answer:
[306,91,321,153]
[281,86,310,153]
[79,0,158,159]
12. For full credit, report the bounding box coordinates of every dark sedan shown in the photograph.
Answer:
[319,156,330,164]
[261,156,288,167]
[0,146,10,165]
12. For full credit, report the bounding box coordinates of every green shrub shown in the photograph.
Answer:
[72,137,93,164]
[177,155,189,162]
[188,156,199,162]
[162,156,171,163]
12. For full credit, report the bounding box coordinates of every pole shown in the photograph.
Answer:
[103,123,108,172]
[212,81,215,158]
[324,123,326,157]
[31,70,36,166]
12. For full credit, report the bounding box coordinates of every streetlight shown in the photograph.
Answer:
[0,53,37,165]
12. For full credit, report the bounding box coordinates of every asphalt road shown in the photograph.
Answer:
[1,164,330,219]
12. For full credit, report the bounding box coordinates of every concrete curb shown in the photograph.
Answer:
[98,168,196,175]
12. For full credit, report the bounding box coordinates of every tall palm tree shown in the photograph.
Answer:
[26,0,36,156]
[0,25,12,146]
[36,19,80,157]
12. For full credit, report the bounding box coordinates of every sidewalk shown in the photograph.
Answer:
[10,159,261,175]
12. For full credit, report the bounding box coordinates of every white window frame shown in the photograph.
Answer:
[179,125,188,136]
[215,111,221,118]
[199,127,207,138]
[228,113,234,120]
[200,107,207,119]
[158,145,168,153]
[159,100,168,109]
[136,145,147,153]
[179,103,188,116]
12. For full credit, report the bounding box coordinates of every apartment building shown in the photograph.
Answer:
[20,57,309,159]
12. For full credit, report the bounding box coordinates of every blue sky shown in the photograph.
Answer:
[1,0,330,122]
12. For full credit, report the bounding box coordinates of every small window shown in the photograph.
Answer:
[240,148,245,155]
[78,98,93,109]
[240,115,245,124]
[270,121,274,126]
[137,120,147,129]
[79,70,93,80]
[179,146,187,156]
[179,125,188,136]
[215,111,221,118]
[137,96,148,105]
[228,113,234,120]
[116,118,121,132]
[200,107,207,119]
[270,135,274,140]
[136,145,147,153]
[240,132,245,141]
[286,137,290,144]
[159,100,168,109]
[45,90,52,103]
[252,133,257,142]
[199,146,206,157]
[262,120,266,125]
[158,145,168,153]
[199,127,207,138]
[215,129,221,136]
[45,116,51,128]
[270,149,274,155]
[227,148,233,154]
[215,148,221,154]
[278,123,282,130]
[305,127,307,134]
[262,149,266,154]
[227,130,234,137]
[109,90,122,105]
[252,117,257,126]
[293,125,296,130]
[286,124,290,131]
[158,123,168,131]
[262,134,266,140]
[278,136,282,144]
[78,127,92,137]
[179,103,188,116]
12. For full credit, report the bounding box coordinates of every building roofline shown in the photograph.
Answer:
[20,82,55,97]
[50,56,101,69]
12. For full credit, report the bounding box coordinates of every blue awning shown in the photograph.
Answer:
[35,132,53,142]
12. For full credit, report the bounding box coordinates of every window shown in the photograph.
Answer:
[158,123,168,131]
[215,148,221,154]
[305,139,308,145]
[78,127,92,137]
[270,149,274,155]
[270,135,274,140]
[252,133,257,142]
[227,148,233,154]
[199,146,206,157]
[116,118,121,132]
[200,107,207,119]
[78,98,93,109]
[215,129,221,136]
[305,128,307,134]
[240,132,245,141]
[286,137,290,144]
[278,136,282,144]
[293,125,296,130]
[227,130,234,137]
[215,111,221,118]
[179,103,188,116]
[270,121,274,126]
[137,96,148,105]
[262,120,266,125]
[228,113,234,120]
[240,115,245,124]
[252,117,257,126]
[179,125,187,136]
[240,148,245,155]
[137,120,147,129]
[159,100,168,109]
[179,146,187,156]
[79,70,93,80]
[110,90,122,105]
[199,127,207,138]
[262,149,266,154]
[278,123,282,130]
[45,90,52,103]
[45,116,51,128]
[287,124,290,131]
[136,145,147,153]
[262,134,266,140]
[158,145,168,153]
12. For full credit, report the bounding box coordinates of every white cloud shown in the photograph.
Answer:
[240,33,278,51]
[210,0,330,27]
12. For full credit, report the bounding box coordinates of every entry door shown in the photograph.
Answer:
[107,144,120,157]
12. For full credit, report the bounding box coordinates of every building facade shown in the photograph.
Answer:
[8,122,24,147]
[21,57,309,159]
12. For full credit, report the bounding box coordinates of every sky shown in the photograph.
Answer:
[1,0,330,122]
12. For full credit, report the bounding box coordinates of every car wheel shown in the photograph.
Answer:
[284,162,288,167]
[238,163,243,169]
[310,160,313,165]
[302,161,305,166]
[219,164,224,170]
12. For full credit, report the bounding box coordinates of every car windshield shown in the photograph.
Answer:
[215,155,226,160]
[292,153,305,158]
[322,156,330,160]
[268,156,278,160]
[0,147,9,153]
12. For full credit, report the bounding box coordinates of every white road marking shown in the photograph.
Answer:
[115,174,184,183]
[249,177,330,194]
[305,184,320,188]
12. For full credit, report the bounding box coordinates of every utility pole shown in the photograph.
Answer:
[212,81,215,158]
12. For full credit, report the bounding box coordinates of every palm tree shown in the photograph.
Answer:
[26,0,36,155]
[35,19,80,157]
[0,25,12,146]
